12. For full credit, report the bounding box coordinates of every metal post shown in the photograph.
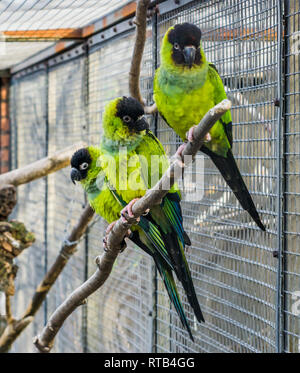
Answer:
[44,61,49,326]
[151,10,158,353]
[82,41,89,353]
[275,0,285,354]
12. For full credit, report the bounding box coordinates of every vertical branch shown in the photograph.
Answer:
[129,0,151,104]
[5,293,13,325]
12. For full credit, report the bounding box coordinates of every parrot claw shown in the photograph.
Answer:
[103,221,116,250]
[186,126,211,143]
[119,229,132,253]
[142,208,150,216]
[186,126,196,143]
[120,198,141,223]
[103,221,131,253]
[173,143,187,168]
[204,132,211,142]
[103,237,108,252]
[106,222,116,235]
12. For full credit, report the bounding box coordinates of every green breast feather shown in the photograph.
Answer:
[154,63,232,157]
[99,130,180,204]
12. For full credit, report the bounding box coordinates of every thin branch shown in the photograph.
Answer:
[129,0,157,115]
[22,205,94,319]
[5,293,14,325]
[0,205,94,353]
[0,142,87,188]
[0,317,33,353]
[34,99,232,353]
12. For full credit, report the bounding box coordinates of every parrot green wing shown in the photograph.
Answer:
[203,64,266,231]
[136,132,204,323]
[105,177,176,269]
[207,63,233,148]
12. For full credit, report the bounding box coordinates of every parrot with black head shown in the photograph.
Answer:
[70,96,205,341]
[153,23,265,231]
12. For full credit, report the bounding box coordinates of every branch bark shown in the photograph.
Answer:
[5,293,14,325]
[0,205,94,353]
[0,142,87,188]
[129,0,157,114]
[34,99,232,353]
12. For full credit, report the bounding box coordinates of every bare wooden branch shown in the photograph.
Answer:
[0,317,33,352]
[5,293,14,325]
[129,0,152,106]
[34,99,232,353]
[0,205,94,353]
[0,142,87,188]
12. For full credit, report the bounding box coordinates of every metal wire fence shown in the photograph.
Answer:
[5,0,300,353]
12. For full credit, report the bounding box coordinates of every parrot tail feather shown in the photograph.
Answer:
[201,146,266,231]
[162,233,205,323]
[129,231,195,341]
[155,256,195,342]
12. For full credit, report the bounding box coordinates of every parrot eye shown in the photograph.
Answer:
[79,162,89,170]
[174,43,180,50]
[123,115,131,123]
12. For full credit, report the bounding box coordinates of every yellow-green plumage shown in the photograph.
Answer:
[80,146,121,223]
[98,96,205,339]
[154,27,231,157]
[153,23,265,230]
[70,97,205,340]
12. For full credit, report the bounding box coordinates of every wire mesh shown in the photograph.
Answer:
[0,0,131,69]
[9,69,48,352]
[155,0,279,353]
[86,26,154,353]
[46,53,88,353]
[0,0,130,30]
[4,0,300,353]
[283,0,300,354]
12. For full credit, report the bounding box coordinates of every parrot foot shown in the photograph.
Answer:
[173,143,187,168]
[186,126,211,143]
[120,198,149,223]
[103,221,131,253]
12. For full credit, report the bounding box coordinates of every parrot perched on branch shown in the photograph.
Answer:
[153,23,265,231]
[70,96,204,341]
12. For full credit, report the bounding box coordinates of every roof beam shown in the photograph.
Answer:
[2,28,83,41]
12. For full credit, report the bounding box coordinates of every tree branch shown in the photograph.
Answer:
[0,205,94,353]
[129,0,157,114]
[34,99,232,353]
[0,142,87,188]
[5,293,14,325]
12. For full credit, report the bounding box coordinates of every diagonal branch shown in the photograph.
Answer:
[33,99,232,353]
[0,142,87,188]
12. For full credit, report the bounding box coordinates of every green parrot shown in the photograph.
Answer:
[153,23,265,231]
[70,96,205,341]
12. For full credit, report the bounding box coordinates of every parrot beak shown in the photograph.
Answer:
[135,116,149,132]
[183,46,196,68]
[70,168,82,184]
